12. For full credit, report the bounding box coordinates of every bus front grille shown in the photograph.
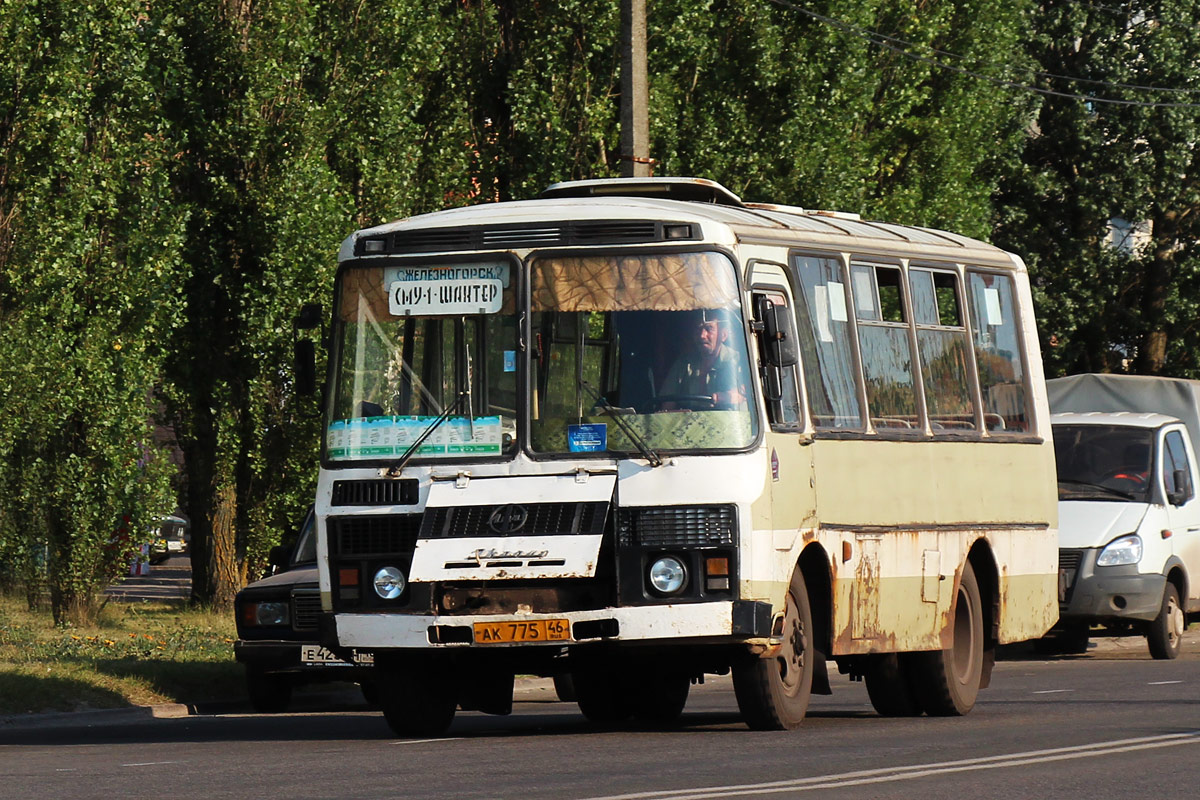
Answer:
[420,502,609,538]
[329,514,423,556]
[617,505,737,548]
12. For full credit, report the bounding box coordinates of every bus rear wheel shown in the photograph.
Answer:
[733,570,814,730]
[377,666,458,737]
[911,561,984,716]
[864,653,924,717]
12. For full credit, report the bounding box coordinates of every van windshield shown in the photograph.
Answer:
[1053,424,1154,503]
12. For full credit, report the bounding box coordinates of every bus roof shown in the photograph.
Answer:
[344,177,1015,267]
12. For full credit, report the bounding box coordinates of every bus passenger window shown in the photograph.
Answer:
[853,264,918,428]
[967,271,1029,432]
[911,269,975,431]
[792,255,863,429]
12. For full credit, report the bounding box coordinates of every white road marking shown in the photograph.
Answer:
[391,738,465,745]
[1148,680,1183,685]
[578,731,1200,800]
[1031,689,1074,694]
[121,761,181,767]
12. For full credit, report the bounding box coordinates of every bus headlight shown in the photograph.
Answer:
[648,556,687,595]
[1097,534,1142,567]
[373,566,407,599]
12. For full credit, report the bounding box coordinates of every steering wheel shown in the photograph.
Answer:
[653,394,715,411]
[1106,470,1147,486]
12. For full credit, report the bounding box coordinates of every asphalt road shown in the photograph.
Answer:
[3,637,1198,800]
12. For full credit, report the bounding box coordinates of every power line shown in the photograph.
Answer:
[765,0,1200,109]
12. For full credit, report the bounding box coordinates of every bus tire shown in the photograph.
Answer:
[246,669,291,714]
[1147,582,1184,660]
[632,673,690,724]
[732,569,814,730]
[574,669,634,723]
[377,668,457,737]
[913,561,984,716]
[864,653,924,717]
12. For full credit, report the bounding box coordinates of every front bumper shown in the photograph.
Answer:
[235,639,374,674]
[1059,548,1165,624]
[330,599,772,650]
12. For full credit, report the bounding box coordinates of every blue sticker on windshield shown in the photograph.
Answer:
[568,423,607,452]
[503,350,516,372]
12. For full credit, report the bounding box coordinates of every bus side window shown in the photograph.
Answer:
[910,268,976,432]
[853,263,919,428]
[792,255,863,429]
[967,271,1029,432]
[753,290,802,431]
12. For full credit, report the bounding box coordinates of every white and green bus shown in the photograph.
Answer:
[302,177,1057,736]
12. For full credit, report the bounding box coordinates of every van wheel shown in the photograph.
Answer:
[912,561,984,716]
[246,669,292,713]
[377,667,457,737]
[1147,583,1184,660]
[732,569,814,730]
[865,653,924,717]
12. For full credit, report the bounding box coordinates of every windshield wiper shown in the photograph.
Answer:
[385,391,468,478]
[580,379,662,467]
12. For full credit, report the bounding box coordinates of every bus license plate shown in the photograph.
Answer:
[473,619,571,644]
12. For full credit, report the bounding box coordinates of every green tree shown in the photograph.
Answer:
[995,0,1200,377]
[0,0,183,622]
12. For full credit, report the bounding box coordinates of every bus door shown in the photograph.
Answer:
[749,264,815,566]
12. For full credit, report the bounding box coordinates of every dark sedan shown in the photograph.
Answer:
[234,507,376,712]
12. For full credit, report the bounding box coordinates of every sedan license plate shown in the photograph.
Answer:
[300,644,373,666]
[473,619,571,644]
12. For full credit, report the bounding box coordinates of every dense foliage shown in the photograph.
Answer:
[1,0,1197,616]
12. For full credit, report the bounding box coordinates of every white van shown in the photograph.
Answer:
[1049,374,1200,658]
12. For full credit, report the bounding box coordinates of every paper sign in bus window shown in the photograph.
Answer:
[984,287,1004,326]
[389,278,503,316]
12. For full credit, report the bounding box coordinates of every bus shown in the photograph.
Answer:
[300,177,1058,736]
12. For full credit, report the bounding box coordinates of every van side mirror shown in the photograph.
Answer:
[1168,468,1193,505]
[757,298,799,368]
[294,339,317,396]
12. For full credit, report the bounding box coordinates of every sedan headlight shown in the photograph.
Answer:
[251,601,289,626]
[1097,534,1143,567]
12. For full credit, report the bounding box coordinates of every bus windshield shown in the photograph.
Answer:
[530,251,758,455]
[326,260,519,462]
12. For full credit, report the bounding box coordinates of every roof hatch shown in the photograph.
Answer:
[540,177,744,207]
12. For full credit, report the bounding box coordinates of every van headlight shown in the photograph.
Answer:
[1097,534,1143,567]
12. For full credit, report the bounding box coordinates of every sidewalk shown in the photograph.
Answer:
[105,555,191,602]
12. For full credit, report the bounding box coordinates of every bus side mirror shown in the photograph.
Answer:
[295,303,323,330]
[295,339,317,396]
[762,303,799,368]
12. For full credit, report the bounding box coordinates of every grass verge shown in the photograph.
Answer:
[0,593,243,715]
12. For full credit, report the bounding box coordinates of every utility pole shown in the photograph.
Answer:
[620,0,652,177]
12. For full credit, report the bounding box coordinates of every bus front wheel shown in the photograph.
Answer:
[377,666,458,737]
[733,570,814,730]
[911,561,984,716]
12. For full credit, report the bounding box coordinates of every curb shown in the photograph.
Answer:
[0,702,190,730]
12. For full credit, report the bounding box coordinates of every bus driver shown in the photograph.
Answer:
[659,308,748,409]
